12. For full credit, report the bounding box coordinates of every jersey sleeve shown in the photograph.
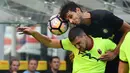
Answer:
[104,39,117,51]
[119,32,130,62]
[105,12,123,31]
[119,47,128,62]
[60,38,76,52]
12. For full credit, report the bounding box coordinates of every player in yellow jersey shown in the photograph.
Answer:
[61,27,116,73]
[118,32,130,73]
[17,26,116,73]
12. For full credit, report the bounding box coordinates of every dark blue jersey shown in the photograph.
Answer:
[77,10,123,44]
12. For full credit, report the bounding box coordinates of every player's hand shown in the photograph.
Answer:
[17,27,34,35]
[69,52,74,62]
[99,51,117,61]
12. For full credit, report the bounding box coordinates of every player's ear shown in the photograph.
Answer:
[76,8,81,12]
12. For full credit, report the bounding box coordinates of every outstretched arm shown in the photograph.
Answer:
[17,27,62,48]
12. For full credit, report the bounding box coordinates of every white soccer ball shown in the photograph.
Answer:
[48,14,69,35]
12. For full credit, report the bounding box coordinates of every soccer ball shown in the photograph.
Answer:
[48,14,69,35]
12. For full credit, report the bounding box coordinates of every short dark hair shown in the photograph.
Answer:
[9,57,20,66]
[68,27,85,42]
[28,58,38,64]
[59,1,81,20]
[49,56,60,63]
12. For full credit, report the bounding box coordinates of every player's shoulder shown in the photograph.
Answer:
[61,38,69,42]
[91,9,111,14]
[89,9,112,21]
[90,9,112,17]
[61,38,72,45]
[92,37,111,42]
[92,37,103,41]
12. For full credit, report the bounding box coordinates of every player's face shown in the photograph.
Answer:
[50,58,60,70]
[10,61,20,72]
[72,35,87,52]
[28,60,38,72]
[66,11,81,25]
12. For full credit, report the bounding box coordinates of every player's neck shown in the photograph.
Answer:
[82,12,91,25]
[86,36,93,51]
[51,68,58,73]
[29,70,35,73]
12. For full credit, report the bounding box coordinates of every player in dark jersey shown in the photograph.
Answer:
[59,1,130,73]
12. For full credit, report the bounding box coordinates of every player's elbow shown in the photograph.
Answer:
[121,22,130,33]
[48,39,61,48]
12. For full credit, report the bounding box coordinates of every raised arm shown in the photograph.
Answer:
[17,27,62,48]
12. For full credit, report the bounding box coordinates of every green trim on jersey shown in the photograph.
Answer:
[120,32,130,73]
[61,37,116,73]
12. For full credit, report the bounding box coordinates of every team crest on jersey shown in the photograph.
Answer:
[103,28,108,33]
[97,49,102,55]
